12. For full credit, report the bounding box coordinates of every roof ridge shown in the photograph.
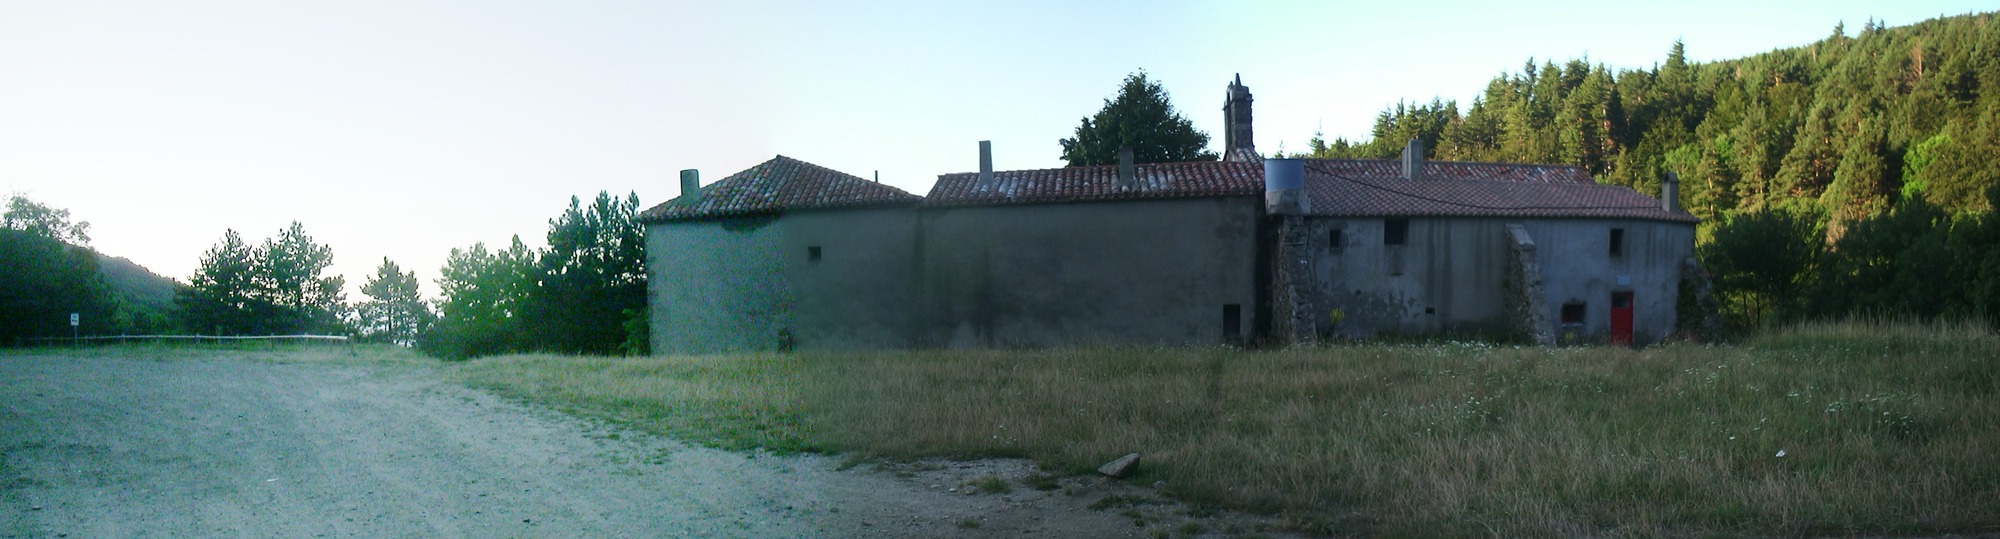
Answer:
[934,159,1251,179]
[1308,157,1588,170]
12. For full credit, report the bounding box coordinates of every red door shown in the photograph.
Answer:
[1610,292,1634,347]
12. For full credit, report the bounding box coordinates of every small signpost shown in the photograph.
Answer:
[70,312,79,346]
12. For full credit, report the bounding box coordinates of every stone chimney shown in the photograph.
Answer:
[1117,147,1136,187]
[679,169,701,202]
[977,140,995,189]
[1400,139,1425,180]
[1663,171,1681,213]
[1223,74,1255,157]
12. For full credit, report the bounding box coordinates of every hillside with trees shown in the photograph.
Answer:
[1304,12,2000,330]
[1,195,178,341]
[1308,13,1999,225]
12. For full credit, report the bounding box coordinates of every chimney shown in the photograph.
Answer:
[1264,158,1308,214]
[1663,171,1681,213]
[1223,74,1255,159]
[1117,147,1136,187]
[1400,138,1425,180]
[977,140,995,188]
[679,169,701,202]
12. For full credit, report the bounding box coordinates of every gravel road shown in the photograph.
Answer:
[0,349,1232,538]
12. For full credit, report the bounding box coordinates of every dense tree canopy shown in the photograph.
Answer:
[178,222,348,335]
[420,191,646,359]
[1060,71,1217,166]
[1308,13,2000,230]
[527,192,647,355]
[0,196,115,341]
[1310,13,2000,332]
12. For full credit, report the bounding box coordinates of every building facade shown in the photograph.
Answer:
[639,78,1697,352]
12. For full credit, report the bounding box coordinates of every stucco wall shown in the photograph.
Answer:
[1303,217,1693,344]
[647,215,790,354]
[916,197,1262,348]
[781,208,919,350]
[646,207,918,354]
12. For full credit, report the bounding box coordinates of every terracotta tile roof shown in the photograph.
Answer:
[1311,159,1596,184]
[921,160,1262,208]
[639,155,921,223]
[1300,159,1697,223]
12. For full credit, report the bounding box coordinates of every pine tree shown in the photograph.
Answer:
[358,257,431,346]
[1059,71,1217,166]
[178,229,266,335]
[257,221,348,334]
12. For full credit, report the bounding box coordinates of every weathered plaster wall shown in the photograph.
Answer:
[1531,219,1694,345]
[647,215,790,354]
[780,208,919,350]
[916,197,1262,348]
[647,207,918,354]
[1304,217,1693,344]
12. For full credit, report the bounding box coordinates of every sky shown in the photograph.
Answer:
[2,0,1991,299]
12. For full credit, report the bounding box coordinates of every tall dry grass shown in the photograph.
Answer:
[451,322,2000,536]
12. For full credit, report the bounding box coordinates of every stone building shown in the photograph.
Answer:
[638,77,1696,352]
[639,156,922,354]
[1264,141,1697,346]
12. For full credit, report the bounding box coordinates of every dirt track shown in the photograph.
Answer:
[0,349,1233,538]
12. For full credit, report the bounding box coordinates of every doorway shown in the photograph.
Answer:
[1609,291,1634,347]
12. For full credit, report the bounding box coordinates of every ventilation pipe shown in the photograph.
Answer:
[1663,171,1681,213]
[977,140,995,188]
[1265,158,1307,215]
[1117,147,1136,187]
[1400,138,1425,180]
[679,169,701,202]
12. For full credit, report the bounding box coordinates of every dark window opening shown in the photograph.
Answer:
[1424,307,1435,315]
[807,246,822,262]
[1329,228,1344,253]
[1611,292,1632,309]
[1609,228,1626,258]
[1385,219,1409,246]
[1560,302,1586,325]
[1222,304,1242,339]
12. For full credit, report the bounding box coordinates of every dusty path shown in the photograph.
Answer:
[1,349,1275,538]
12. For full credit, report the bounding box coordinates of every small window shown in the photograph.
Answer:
[807,246,822,262]
[1560,302,1586,325]
[1609,228,1626,258]
[1612,292,1632,309]
[1385,219,1409,246]
[1222,304,1242,339]
[1328,228,1344,253]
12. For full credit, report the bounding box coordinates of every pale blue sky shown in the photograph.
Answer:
[2,1,1989,297]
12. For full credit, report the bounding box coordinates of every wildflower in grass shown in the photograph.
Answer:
[1775,449,1787,458]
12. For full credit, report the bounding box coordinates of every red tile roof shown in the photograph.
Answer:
[1300,159,1696,222]
[921,160,1262,208]
[638,155,920,223]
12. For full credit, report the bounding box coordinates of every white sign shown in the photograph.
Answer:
[70,313,79,327]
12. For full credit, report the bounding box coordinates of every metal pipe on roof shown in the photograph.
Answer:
[1265,158,1307,215]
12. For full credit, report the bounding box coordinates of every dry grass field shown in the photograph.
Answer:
[451,321,2000,536]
